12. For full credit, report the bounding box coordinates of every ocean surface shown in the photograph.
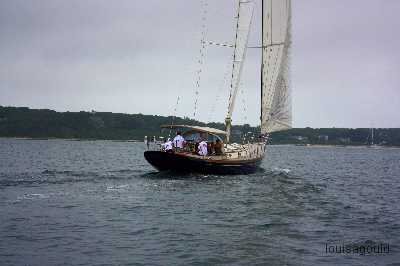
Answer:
[0,139,399,266]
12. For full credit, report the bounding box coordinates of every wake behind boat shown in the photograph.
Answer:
[144,0,292,174]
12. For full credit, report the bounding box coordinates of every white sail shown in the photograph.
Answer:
[261,0,292,134]
[226,0,254,121]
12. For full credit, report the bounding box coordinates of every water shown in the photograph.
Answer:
[1,139,399,265]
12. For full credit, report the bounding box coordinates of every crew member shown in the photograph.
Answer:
[173,131,185,150]
[214,139,224,155]
[198,139,208,156]
[144,136,149,150]
[163,138,173,153]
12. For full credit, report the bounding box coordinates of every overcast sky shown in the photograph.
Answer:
[0,0,399,128]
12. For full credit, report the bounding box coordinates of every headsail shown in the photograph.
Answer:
[261,0,292,134]
[225,0,254,142]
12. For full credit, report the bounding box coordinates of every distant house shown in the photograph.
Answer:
[293,136,308,141]
[338,137,350,144]
[318,135,329,142]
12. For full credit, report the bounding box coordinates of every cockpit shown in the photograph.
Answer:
[160,125,226,155]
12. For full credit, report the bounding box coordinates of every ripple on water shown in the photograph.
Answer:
[0,141,399,265]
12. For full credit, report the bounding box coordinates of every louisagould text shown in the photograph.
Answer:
[325,242,390,256]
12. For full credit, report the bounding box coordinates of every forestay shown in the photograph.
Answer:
[261,0,292,134]
[226,0,254,121]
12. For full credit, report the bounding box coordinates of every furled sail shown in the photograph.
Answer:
[261,0,292,134]
[226,0,254,121]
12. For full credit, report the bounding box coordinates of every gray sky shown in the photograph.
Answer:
[0,0,399,128]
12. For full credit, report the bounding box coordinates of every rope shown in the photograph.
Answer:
[204,41,234,48]
[226,0,242,117]
[208,53,234,123]
[169,96,180,138]
[240,81,247,124]
[193,0,208,119]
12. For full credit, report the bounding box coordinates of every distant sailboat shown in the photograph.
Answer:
[371,127,375,145]
[144,0,292,174]
[367,127,380,148]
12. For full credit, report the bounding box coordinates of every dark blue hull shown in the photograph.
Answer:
[144,151,263,175]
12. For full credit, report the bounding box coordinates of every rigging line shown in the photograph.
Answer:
[240,82,248,124]
[204,41,234,48]
[208,53,234,123]
[248,42,285,48]
[169,96,181,138]
[193,0,208,119]
[169,64,188,136]
[227,0,242,116]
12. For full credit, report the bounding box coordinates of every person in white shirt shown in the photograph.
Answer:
[198,140,208,156]
[144,136,149,150]
[162,138,173,153]
[173,131,185,150]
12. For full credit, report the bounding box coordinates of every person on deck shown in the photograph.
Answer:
[198,139,208,156]
[173,131,185,151]
[162,138,173,153]
[144,136,149,150]
[214,139,224,155]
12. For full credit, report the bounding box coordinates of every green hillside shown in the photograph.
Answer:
[1,106,399,146]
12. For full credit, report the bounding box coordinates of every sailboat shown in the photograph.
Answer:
[144,0,292,174]
[367,127,380,148]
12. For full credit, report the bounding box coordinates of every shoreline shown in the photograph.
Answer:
[0,137,141,142]
[1,137,399,148]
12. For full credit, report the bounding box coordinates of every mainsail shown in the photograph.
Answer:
[225,0,254,142]
[261,0,292,134]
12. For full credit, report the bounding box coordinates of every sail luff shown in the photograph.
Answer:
[261,0,292,134]
[225,0,254,142]
[227,0,254,119]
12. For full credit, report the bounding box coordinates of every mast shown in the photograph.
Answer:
[225,0,241,143]
[225,0,254,143]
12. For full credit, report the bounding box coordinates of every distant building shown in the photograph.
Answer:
[338,137,350,144]
[293,136,308,141]
[318,135,329,142]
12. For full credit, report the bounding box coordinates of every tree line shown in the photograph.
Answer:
[1,106,399,146]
